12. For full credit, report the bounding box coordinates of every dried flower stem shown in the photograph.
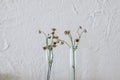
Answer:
[47,49,53,80]
[63,26,87,80]
[58,39,71,48]
[68,33,76,80]
[39,28,64,80]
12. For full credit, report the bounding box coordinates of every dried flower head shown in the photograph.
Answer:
[52,28,56,32]
[43,46,47,50]
[53,41,57,45]
[64,31,67,35]
[67,30,70,34]
[53,36,59,39]
[38,30,42,34]
[64,30,70,35]
[61,41,64,45]
[83,29,87,33]
[79,26,82,29]
[51,32,55,35]
[47,36,51,39]
[75,38,80,42]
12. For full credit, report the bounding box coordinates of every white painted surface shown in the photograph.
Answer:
[0,0,120,80]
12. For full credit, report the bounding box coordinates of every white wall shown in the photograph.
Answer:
[0,0,120,80]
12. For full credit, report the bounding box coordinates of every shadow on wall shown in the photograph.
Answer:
[0,73,20,80]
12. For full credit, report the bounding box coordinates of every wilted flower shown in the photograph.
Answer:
[48,36,51,39]
[38,30,42,34]
[79,26,82,29]
[61,41,64,45]
[52,28,56,32]
[53,41,57,45]
[75,38,80,42]
[51,32,55,35]
[67,30,70,34]
[64,30,70,35]
[83,29,87,33]
[43,46,47,50]
[64,31,67,35]
[53,36,59,39]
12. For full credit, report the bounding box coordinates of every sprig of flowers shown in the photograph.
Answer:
[38,28,64,50]
[38,28,64,80]
[38,26,87,80]
[62,26,87,80]
[62,26,87,49]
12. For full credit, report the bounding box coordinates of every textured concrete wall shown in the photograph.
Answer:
[0,0,120,80]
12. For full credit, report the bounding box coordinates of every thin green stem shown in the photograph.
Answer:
[50,33,54,45]
[73,40,76,48]
[68,33,74,48]
[68,33,76,80]
[58,39,71,48]
[47,50,53,80]
[72,49,76,80]
[75,29,85,48]
[46,38,49,46]
[41,31,47,37]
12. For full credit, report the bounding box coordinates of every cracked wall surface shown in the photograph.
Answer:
[0,0,120,80]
